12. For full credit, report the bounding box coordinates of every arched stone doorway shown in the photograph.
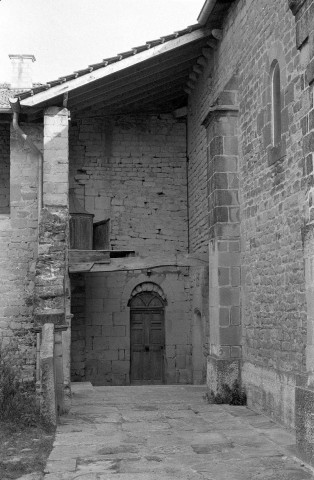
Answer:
[128,283,166,385]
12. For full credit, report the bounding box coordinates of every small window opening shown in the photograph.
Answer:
[271,61,281,146]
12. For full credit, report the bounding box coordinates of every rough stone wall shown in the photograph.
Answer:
[289,0,314,462]
[0,123,42,378]
[188,0,307,428]
[0,124,10,214]
[69,113,187,255]
[71,269,192,386]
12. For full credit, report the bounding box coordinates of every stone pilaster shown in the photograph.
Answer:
[34,107,71,413]
[203,95,241,396]
[290,0,314,465]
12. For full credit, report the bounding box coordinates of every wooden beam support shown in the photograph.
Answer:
[202,47,212,59]
[193,65,203,74]
[207,39,218,49]
[73,73,189,112]
[197,56,207,67]
[189,72,198,82]
[173,106,187,118]
[69,252,208,273]
[212,29,223,40]
[186,80,196,90]
[69,250,110,266]
[94,89,187,115]
[69,62,193,110]
[105,91,187,116]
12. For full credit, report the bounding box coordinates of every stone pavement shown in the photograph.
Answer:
[44,383,314,480]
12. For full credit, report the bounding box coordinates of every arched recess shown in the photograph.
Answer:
[128,283,166,385]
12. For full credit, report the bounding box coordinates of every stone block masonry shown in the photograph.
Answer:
[69,113,188,255]
[34,107,71,412]
[71,269,193,386]
[0,123,42,379]
[289,0,314,463]
[188,0,309,430]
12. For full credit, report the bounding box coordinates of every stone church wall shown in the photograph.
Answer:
[188,0,308,429]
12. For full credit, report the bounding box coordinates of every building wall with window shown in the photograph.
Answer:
[69,112,188,255]
[188,0,309,429]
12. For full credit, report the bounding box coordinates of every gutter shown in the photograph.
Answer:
[9,97,43,221]
[197,0,217,26]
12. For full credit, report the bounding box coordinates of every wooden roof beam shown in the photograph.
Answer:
[67,47,204,105]
[76,75,189,112]
[68,62,194,109]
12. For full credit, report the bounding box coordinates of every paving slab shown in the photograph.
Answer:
[44,384,314,479]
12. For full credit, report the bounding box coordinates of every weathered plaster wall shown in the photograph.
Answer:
[188,0,307,428]
[71,269,192,386]
[69,113,188,255]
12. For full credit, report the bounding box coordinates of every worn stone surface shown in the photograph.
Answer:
[43,384,313,479]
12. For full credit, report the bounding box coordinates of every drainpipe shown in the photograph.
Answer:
[9,97,43,221]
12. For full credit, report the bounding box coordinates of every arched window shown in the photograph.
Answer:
[271,61,281,146]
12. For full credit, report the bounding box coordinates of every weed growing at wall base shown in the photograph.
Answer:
[0,334,42,428]
[205,380,247,406]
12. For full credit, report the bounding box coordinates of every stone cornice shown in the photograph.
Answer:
[202,105,239,128]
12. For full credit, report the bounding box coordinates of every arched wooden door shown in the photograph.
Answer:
[129,291,165,385]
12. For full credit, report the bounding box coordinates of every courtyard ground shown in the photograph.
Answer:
[44,383,313,480]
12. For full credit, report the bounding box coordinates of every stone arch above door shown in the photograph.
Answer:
[129,284,166,385]
[128,282,167,305]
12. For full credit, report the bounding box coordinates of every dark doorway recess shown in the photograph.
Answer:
[129,292,165,385]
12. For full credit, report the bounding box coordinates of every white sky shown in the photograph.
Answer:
[0,0,205,84]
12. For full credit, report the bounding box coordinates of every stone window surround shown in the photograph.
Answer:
[267,41,287,166]
[271,60,282,148]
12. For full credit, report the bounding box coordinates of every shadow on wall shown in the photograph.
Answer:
[192,309,206,384]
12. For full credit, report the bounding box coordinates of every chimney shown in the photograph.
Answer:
[9,54,36,89]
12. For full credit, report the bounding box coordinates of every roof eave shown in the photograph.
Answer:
[19,27,211,110]
[197,0,217,26]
